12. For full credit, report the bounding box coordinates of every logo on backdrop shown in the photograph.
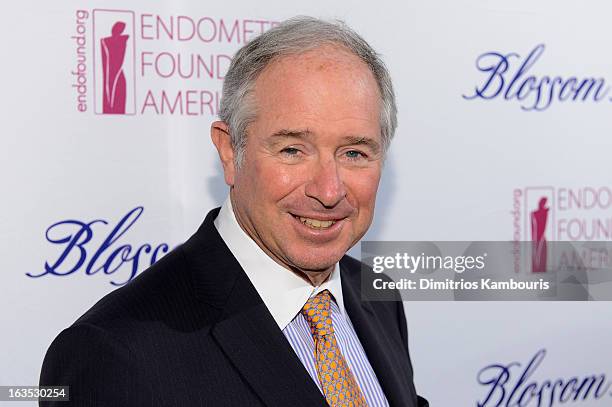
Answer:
[94,11,136,115]
[511,187,612,273]
[70,9,278,115]
[26,207,170,286]
[463,44,612,111]
[477,349,612,407]
[530,197,550,273]
[512,187,612,242]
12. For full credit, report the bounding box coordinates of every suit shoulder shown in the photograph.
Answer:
[340,254,403,309]
[339,254,367,275]
[72,246,191,328]
[340,254,396,287]
[40,322,139,405]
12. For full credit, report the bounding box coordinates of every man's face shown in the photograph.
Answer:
[226,45,383,278]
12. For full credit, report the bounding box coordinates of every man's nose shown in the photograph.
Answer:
[304,158,347,208]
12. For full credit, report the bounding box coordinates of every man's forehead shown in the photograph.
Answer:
[247,42,383,146]
[261,43,371,78]
[252,44,380,109]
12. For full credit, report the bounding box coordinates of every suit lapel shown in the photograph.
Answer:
[184,208,327,407]
[211,275,327,407]
[340,257,418,407]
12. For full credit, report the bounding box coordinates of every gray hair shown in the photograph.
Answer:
[219,16,397,167]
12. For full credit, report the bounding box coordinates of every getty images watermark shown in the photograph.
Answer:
[360,241,612,301]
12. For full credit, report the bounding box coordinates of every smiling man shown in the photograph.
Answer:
[40,17,427,407]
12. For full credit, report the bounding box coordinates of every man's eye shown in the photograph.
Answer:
[281,147,300,155]
[345,150,366,160]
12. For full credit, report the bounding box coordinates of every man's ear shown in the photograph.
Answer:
[210,121,236,186]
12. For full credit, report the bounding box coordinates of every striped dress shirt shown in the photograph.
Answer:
[214,197,389,406]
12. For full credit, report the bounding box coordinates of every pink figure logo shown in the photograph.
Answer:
[100,21,128,114]
[530,197,549,272]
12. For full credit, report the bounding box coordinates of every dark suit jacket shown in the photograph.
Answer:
[40,208,428,406]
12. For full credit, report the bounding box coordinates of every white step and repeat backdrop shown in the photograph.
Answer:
[2,1,612,406]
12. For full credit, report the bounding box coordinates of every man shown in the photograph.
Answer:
[40,16,428,406]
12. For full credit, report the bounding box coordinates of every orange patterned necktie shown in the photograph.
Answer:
[301,290,368,407]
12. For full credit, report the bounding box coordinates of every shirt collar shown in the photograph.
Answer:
[214,196,346,330]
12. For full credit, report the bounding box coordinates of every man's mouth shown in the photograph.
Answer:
[297,216,337,229]
[289,212,345,230]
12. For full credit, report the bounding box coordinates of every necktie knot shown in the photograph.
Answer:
[301,290,334,337]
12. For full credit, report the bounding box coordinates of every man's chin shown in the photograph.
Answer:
[287,251,346,273]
